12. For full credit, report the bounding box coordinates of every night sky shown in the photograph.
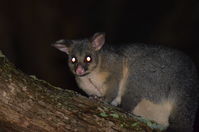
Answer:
[0,0,198,130]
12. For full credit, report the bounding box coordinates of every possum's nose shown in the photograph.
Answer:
[75,65,85,75]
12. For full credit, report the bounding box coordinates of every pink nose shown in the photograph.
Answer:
[76,65,85,75]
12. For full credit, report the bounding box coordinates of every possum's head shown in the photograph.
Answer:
[53,33,105,77]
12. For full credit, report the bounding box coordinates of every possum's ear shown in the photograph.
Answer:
[52,39,72,54]
[90,32,105,51]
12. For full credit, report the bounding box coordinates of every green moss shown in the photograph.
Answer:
[131,122,139,127]
[99,112,109,117]
[120,122,128,128]
[109,113,119,118]
[135,116,166,131]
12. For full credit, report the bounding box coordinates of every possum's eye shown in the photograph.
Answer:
[85,56,92,63]
[71,57,77,64]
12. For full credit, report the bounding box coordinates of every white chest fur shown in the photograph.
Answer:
[76,71,109,97]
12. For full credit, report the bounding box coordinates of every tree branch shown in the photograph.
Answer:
[0,51,161,132]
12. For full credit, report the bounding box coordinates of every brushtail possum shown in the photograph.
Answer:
[53,33,199,132]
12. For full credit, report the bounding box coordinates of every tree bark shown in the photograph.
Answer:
[0,51,160,132]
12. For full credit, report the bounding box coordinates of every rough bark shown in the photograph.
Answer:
[0,51,161,132]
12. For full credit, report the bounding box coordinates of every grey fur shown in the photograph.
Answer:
[53,33,198,132]
[121,44,198,132]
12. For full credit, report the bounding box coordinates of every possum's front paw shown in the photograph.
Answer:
[111,97,121,106]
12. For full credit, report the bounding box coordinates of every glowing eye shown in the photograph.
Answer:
[71,57,76,63]
[85,56,92,63]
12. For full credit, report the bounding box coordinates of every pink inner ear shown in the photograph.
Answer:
[92,33,105,51]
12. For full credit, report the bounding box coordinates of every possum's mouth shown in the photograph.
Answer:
[75,65,90,77]
[75,72,90,77]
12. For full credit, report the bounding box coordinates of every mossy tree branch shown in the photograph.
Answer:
[0,51,160,132]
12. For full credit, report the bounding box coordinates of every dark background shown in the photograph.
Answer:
[0,0,198,130]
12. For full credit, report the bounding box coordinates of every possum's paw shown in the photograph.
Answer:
[111,97,121,106]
